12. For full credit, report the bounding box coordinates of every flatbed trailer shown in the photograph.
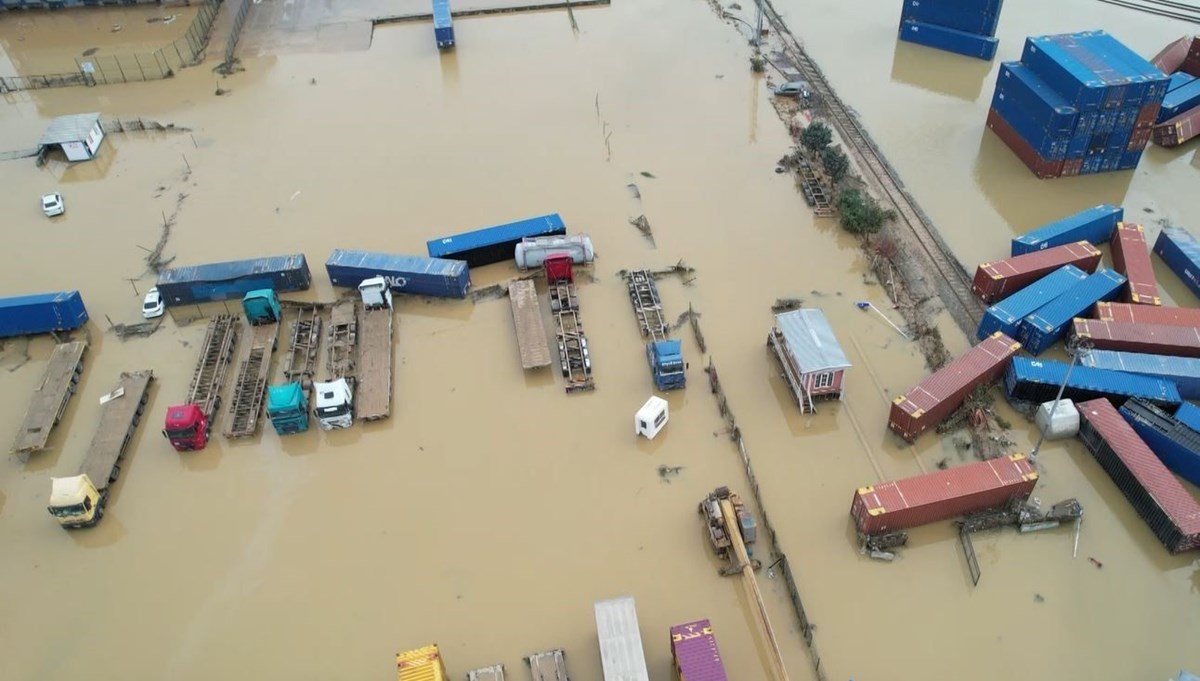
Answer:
[222,321,279,438]
[549,274,577,312]
[185,315,239,419]
[509,280,551,370]
[626,270,669,341]
[326,299,358,379]
[525,649,569,681]
[555,309,594,392]
[11,341,87,458]
[282,304,322,383]
[80,370,154,490]
[356,305,394,421]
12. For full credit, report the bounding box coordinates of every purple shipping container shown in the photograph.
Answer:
[669,620,728,681]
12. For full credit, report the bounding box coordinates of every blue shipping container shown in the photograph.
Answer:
[1085,31,1170,101]
[1022,35,1110,111]
[1119,399,1200,486]
[899,0,1002,37]
[1118,149,1142,170]
[1017,268,1125,355]
[991,91,1070,159]
[1153,227,1200,301]
[432,0,455,48]
[1157,79,1200,124]
[427,213,566,268]
[1066,111,1098,158]
[1175,402,1200,432]
[898,20,998,61]
[0,290,88,338]
[156,254,312,306]
[325,250,471,299]
[1011,203,1122,255]
[977,265,1089,340]
[994,63,1079,136]
[1004,356,1182,408]
[1082,350,1200,399]
[1168,72,1196,93]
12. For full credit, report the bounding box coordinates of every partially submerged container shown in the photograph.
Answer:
[432,0,455,49]
[1157,78,1200,123]
[1016,268,1125,355]
[0,290,88,338]
[396,645,447,681]
[976,265,1088,340]
[888,332,1021,441]
[850,453,1039,535]
[1109,222,1160,305]
[1010,204,1121,255]
[669,619,728,681]
[1176,401,1200,432]
[1153,107,1200,147]
[1095,301,1200,327]
[898,19,999,60]
[325,249,470,299]
[1076,398,1200,553]
[1119,398,1200,486]
[156,254,312,306]
[898,0,1003,37]
[1081,349,1200,399]
[1004,356,1182,409]
[1153,226,1200,299]
[1073,318,1200,358]
[972,240,1101,303]
[427,213,566,268]
[514,234,595,270]
[594,596,650,681]
[1035,399,1080,439]
[986,106,1064,178]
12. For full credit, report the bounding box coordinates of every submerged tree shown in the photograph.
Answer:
[821,146,850,184]
[800,121,832,153]
[835,188,896,235]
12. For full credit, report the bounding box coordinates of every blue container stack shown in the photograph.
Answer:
[898,0,1003,61]
[987,31,1171,178]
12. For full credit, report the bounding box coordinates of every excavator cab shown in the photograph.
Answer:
[699,486,761,573]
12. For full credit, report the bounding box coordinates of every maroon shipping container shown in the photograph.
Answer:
[1073,318,1200,357]
[1187,36,1200,77]
[1153,108,1200,147]
[1061,158,1083,177]
[888,332,1021,441]
[1110,223,1161,306]
[1135,103,1161,128]
[1096,302,1200,327]
[1151,35,1192,74]
[1126,126,1152,152]
[1076,398,1200,553]
[669,620,728,681]
[986,108,1063,179]
[972,241,1102,303]
[850,453,1039,535]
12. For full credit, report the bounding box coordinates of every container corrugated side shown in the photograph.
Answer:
[1119,398,1200,486]
[0,290,89,338]
[1082,349,1200,399]
[1153,227,1200,299]
[594,596,650,681]
[397,645,447,681]
[1175,402,1200,432]
[1016,269,1125,355]
[972,240,1101,303]
[986,107,1064,178]
[1152,108,1200,147]
[155,254,312,305]
[1096,302,1200,327]
[888,332,1021,441]
[993,63,1078,137]
[990,87,1071,160]
[898,20,998,61]
[426,213,566,264]
[1087,31,1172,101]
[1157,79,1200,123]
[1010,204,1121,255]
[670,620,728,681]
[1167,72,1196,93]
[1022,35,1108,111]
[1077,398,1200,553]
[850,453,1038,534]
[1110,223,1160,305]
[899,0,1002,37]
[977,265,1088,340]
[1152,35,1193,74]
[1073,318,1200,358]
[1004,356,1182,408]
[325,249,470,299]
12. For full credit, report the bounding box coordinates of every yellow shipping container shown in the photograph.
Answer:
[397,644,447,681]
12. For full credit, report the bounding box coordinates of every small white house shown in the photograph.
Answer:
[635,396,669,439]
[38,112,105,162]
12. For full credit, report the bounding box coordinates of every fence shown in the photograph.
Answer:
[221,0,251,67]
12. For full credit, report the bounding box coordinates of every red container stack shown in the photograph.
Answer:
[888,332,1022,441]
[971,241,1102,303]
[1095,301,1200,327]
[1073,318,1200,357]
[1110,222,1161,305]
[850,453,1039,535]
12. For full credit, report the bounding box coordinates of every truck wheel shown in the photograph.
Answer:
[109,464,120,483]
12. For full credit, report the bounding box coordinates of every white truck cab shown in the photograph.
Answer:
[635,396,669,440]
[313,378,354,430]
[358,276,393,311]
[48,475,103,527]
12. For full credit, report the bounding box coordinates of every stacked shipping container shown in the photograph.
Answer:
[971,241,1101,303]
[976,265,1088,340]
[897,0,1003,61]
[1120,398,1200,486]
[1010,204,1121,255]
[1150,35,1200,147]
[1016,268,1125,355]
[1004,356,1182,408]
[1073,318,1200,357]
[1109,223,1160,305]
[1153,227,1200,300]
[987,31,1170,178]
[1081,349,1200,399]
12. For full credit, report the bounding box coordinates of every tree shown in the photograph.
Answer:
[835,188,896,235]
[800,122,832,153]
[821,146,850,184]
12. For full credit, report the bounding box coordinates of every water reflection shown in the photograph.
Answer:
[890,40,991,102]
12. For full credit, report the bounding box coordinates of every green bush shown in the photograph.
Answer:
[821,146,850,184]
[800,122,832,153]
[835,188,896,235]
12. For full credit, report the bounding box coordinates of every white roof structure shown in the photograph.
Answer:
[49,475,89,506]
[38,112,101,147]
[774,308,852,373]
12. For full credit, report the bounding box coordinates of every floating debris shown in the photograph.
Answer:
[1089,557,1103,569]
[1034,593,1045,603]
[657,464,684,481]
[771,297,804,313]
[639,171,657,178]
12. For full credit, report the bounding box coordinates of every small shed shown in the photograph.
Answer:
[768,308,851,413]
[38,113,104,162]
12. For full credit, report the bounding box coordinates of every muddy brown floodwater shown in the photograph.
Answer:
[0,1,1198,680]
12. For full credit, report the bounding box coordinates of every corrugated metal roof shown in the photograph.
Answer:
[669,620,728,681]
[427,214,565,258]
[774,308,851,373]
[397,645,445,681]
[326,249,466,277]
[157,254,308,285]
[594,596,650,681]
[38,113,101,146]
[0,290,79,309]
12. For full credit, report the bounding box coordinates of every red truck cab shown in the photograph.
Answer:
[544,254,574,283]
[163,404,209,451]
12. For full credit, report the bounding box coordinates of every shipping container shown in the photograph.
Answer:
[1157,79,1200,124]
[1010,204,1121,255]
[325,249,470,299]
[850,453,1038,535]
[397,645,447,681]
[1152,35,1193,74]
[973,240,1101,303]
[977,265,1088,340]
[156,254,311,306]
[1082,349,1200,399]
[990,89,1070,159]
[1168,72,1196,93]
[0,290,89,338]
[427,213,566,268]
[898,20,999,60]
[1061,158,1084,176]
[888,332,1021,441]
[1066,111,1098,158]
[899,0,1002,37]
[1120,398,1200,486]
[669,620,728,681]
[1110,223,1160,305]
[1096,301,1200,328]
[1004,356,1182,408]
[993,63,1079,137]
[986,107,1064,178]
[1073,318,1200,357]
[1087,31,1171,101]
[432,0,454,48]
[1154,227,1200,299]
[1152,108,1200,147]
[1018,269,1125,355]
[1175,401,1200,432]
[594,596,650,681]
[1022,35,1110,111]
[1076,398,1200,553]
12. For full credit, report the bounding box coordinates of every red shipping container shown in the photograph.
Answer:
[1076,399,1200,553]
[670,620,728,681]
[1153,108,1200,147]
[1073,318,1200,357]
[1186,36,1200,77]
[1110,223,1161,305]
[986,108,1064,179]
[1151,35,1192,74]
[888,332,1021,441]
[972,241,1102,303]
[1061,158,1083,177]
[850,453,1039,535]
[1126,126,1152,152]
[1096,302,1200,327]
[1135,103,1161,128]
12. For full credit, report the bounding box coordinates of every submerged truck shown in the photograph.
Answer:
[223,290,282,439]
[625,270,685,391]
[163,314,239,451]
[267,382,310,435]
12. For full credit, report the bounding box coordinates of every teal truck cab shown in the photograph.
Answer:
[243,289,281,325]
[267,382,309,435]
[648,339,686,391]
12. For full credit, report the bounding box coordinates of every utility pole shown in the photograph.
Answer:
[1030,337,1093,460]
[753,0,764,47]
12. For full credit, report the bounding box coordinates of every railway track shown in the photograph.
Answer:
[759,0,986,335]
[1094,0,1200,22]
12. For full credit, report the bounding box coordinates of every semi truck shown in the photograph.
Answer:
[223,290,282,439]
[163,314,239,451]
[267,381,310,435]
[313,378,354,430]
[546,255,594,392]
[625,270,686,391]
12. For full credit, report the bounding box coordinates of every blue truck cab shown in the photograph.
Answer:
[242,289,281,326]
[267,382,310,435]
[648,339,686,391]
[432,0,455,49]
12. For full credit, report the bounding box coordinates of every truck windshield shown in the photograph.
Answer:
[48,503,87,517]
[167,426,197,439]
[317,404,350,417]
[662,361,684,373]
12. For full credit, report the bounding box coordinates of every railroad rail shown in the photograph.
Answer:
[626,270,669,341]
[11,341,87,458]
[223,322,278,438]
[760,0,986,334]
[80,370,153,489]
[508,280,552,370]
[282,304,322,383]
[1093,0,1200,22]
[185,314,239,418]
[356,306,394,421]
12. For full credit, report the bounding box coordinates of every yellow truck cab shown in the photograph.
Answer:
[48,475,104,528]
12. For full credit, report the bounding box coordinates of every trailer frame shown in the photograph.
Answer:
[11,341,87,458]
